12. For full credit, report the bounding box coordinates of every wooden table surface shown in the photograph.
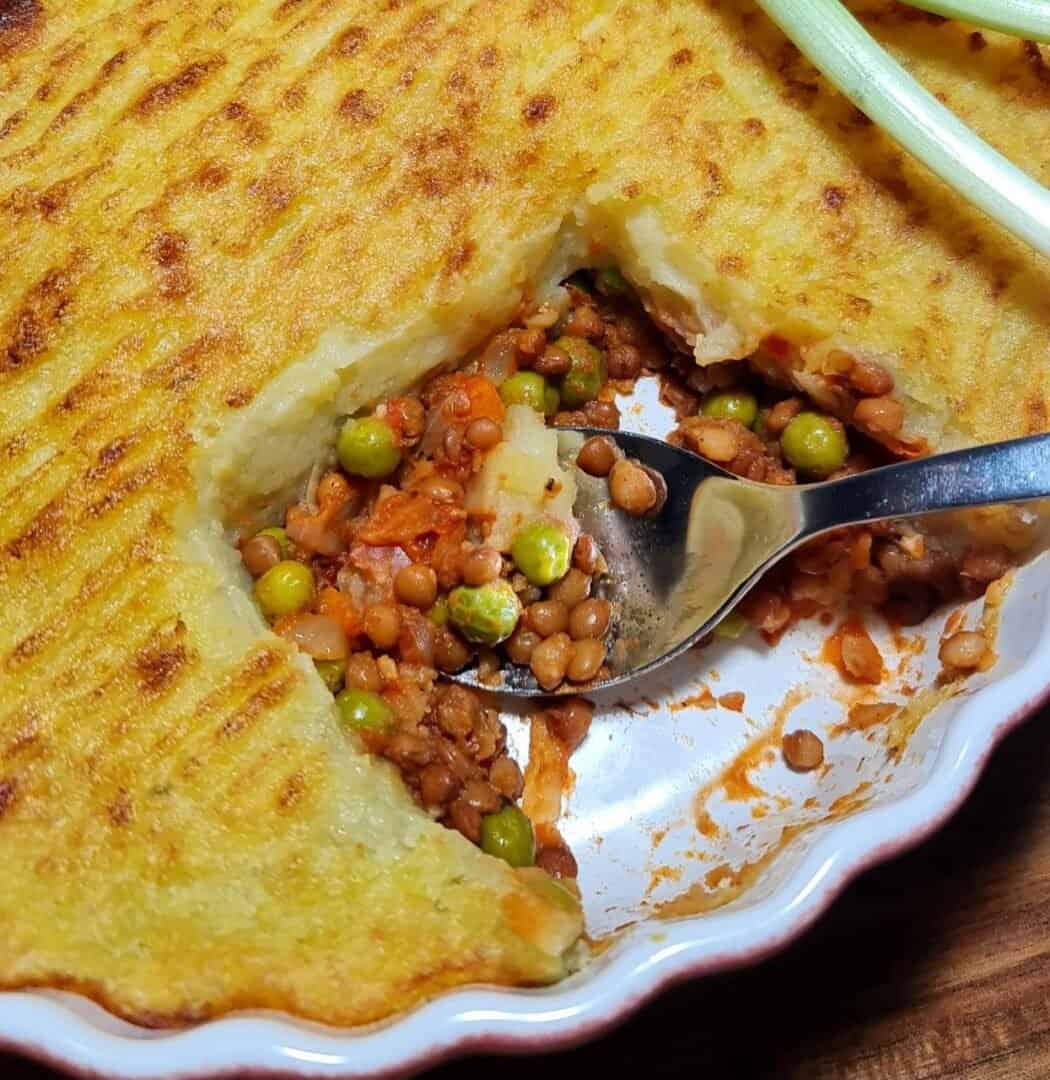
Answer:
[5,704,1050,1080]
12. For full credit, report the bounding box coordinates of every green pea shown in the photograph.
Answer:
[480,805,536,868]
[595,266,628,296]
[448,580,522,645]
[315,659,345,692]
[713,611,750,640]
[335,688,394,733]
[702,390,759,429]
[780,412,849,477]
[427,596,450,626]
[257,526,291,558]
[254,560,314,619]
[544,384,561,417]
[554,337,606,408]
[510,520,571,587]
[337,415,402,478]
[500,371,549,413]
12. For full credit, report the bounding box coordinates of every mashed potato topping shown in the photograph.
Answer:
[2,0,1049,1027]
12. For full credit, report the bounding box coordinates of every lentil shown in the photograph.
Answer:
[363,603,402,650]
[562,304,603,340]
[847,358,894,396]
[461,546,503,586]
[607,342,642,380]
[961,546,1012,584]
[548,568,591,608]
[568,597,611,640]
[465,416,503,450]
[394,563,438,608]
[461,778,502,814]
[419,762,459,806]
[241,533,282,577]
[448,798,482,843]
[536,843,578,879]
[576,435,618,477]
[490,756,524,799]
[765,397,802,435]
[436,684,481,738]
[545,697,593,751]
[385,732,434,769]
[939,630,987,670]
[572,534,603,574]
[567,638,605,682]
[534,344,571,377]
[583,399,621,429]
[414,474,464,503]
[527,599,570,638]
[433,626,472,672]
[505,626,542,665]
[530,632,573,690]
[609,458,658,514]
[782,729,824,771]
[853,396,904,437]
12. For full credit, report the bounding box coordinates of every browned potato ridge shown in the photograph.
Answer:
[1,0,1049,1028]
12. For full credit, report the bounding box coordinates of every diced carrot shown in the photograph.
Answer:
[462,374,505,423]
[358,492,465,548]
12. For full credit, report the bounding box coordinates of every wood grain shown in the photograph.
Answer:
[6,705,1050,1079]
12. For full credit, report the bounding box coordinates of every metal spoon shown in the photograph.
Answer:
[453,428,1050,697]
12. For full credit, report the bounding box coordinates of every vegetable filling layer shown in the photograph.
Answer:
[234,268,1033,863]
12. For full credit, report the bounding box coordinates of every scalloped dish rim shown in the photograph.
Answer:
[2,576,1048,1079]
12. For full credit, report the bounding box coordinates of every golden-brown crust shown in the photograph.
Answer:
[0,0,1048,1026]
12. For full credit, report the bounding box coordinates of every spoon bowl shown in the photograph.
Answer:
[452,428,1050,697]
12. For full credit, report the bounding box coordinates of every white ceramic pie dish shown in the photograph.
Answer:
[3,373,1050,1078]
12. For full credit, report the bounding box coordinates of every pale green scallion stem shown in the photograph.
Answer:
[902,0,1050,43]
[757,0,1050,259]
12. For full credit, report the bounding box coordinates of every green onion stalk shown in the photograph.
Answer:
[757,0,1050,259]
[902,0,1050,42]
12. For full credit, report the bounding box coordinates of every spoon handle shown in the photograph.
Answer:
[799,432,1050,537]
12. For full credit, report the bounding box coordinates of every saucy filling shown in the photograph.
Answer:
[234,267,1022,863]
